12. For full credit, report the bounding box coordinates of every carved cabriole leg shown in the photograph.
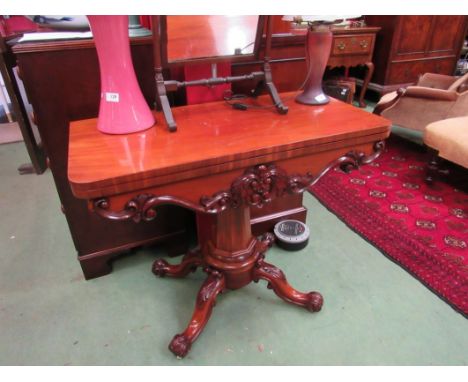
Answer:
[169,269,226,358]
[152,248,203,278]
[252,255,323,312]
[168,207,275,358]
[359,61,375,108]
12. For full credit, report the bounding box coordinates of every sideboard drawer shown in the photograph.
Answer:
[331,34,373,56]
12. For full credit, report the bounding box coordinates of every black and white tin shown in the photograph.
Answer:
[273,219,310,251]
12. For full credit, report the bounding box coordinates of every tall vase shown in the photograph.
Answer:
[87,15,155,134]
[296,25,333,106]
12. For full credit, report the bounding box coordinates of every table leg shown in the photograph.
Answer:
[358,61,374,108]
[152,248,203,278]
[95,159,388,357]
[169,268,225,358]
[154,204,323,358]
[253,255,323,312]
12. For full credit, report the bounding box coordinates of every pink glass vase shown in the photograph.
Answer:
[87,15,155,134]
[296,26,333,105]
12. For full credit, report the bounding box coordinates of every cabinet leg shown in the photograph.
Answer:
[169,269,225,358]
[252,255,323,312]
[79,252,113,280]
[359,61,374,108]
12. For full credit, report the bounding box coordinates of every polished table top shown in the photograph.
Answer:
[68,92,391,199]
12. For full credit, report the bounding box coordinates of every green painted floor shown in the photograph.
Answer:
[1,142,467,365]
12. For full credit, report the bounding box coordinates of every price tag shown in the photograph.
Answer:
[105,92,120,103]
[315,94,327,102]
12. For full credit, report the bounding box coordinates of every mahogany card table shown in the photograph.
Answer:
[68,92,390,357]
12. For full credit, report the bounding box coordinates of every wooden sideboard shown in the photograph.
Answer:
[365,15,468,94]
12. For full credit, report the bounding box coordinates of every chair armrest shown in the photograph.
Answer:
[417,73,457,89]
[373,86,458,116]
[404,86,458,101]
[373,88,406,115]
[447,72,468,92]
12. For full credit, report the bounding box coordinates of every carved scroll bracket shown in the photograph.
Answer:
[93,194,159,223]
[93,140,385,221]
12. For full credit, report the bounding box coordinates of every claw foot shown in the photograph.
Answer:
[152,258,169,277]
[169,334,191,358]
[306,292,323,312]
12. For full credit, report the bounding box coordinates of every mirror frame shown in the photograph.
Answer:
[156,15,266,66]
[153,15,288,132]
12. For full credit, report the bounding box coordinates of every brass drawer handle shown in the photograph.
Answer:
[337,42,346,50]
[360,40,369,48]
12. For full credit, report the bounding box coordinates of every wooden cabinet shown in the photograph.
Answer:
[365,15,468,94]
[327,27,380,107]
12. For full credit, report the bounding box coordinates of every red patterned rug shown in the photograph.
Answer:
[310,136,468,317]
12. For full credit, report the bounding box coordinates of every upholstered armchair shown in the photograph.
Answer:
[374,72,468,143]
[424,116,468,184]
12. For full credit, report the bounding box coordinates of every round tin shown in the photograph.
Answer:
[273,219,310,251]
